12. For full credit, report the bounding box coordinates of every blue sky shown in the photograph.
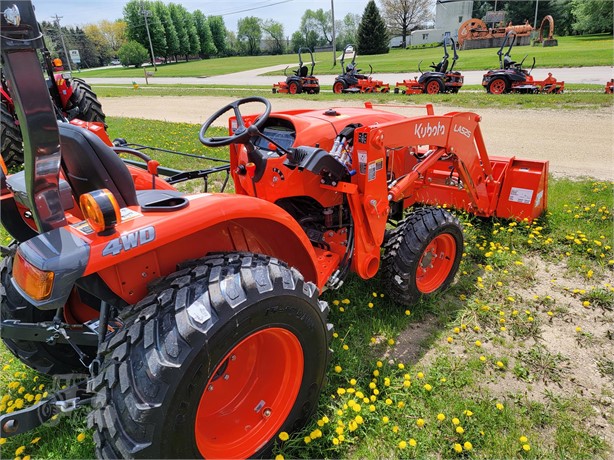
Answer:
[33,0,371,35]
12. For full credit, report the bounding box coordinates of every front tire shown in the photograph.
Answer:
[0,101,23,168]
[487,77,508,95]
[381,207,463,306]
[288,81,302,94]
[89,253,331,459]
[333,80,347,94]
[425,78,444,95]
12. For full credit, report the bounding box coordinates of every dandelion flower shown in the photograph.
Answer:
[424,383,432,392]
[496,403,504,411]
[453,443,463,453]
[447,337,454,343]
[475,340,482,347]
[279,432,289,441]
[77,433,86,442]
[479,356,486,362]
[437,413,446,421]
[398,440,407,449]
[464,441,473,451]
[409,438,417,447]
[405,310,411,316]
[417,372,424,379]
[575,326,582,333]
[304,436,312,444]
[519,436,528,443]
[522,444,531,451]
[496,361,505,368]
[388,338,395,345]
[382,416,389,424]
[416,418,425,427]
[334,365,342,373]
[464,410,473,417]
[452,417,460,425]
[15,446,26,456]
[456,426,465,434]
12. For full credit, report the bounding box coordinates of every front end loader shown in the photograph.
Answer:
[1,2,548,457]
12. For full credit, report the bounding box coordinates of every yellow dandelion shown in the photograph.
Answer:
[334,365,342,373]
[464,441,473,451]
[399,440,407,449]
[437,413,446,421]
[15,446,26,456]
[416,418,425,427]
[409,438,417,447]
[424,383,432,391]
[275,455,284,460]
[456,426,465,434]
[77,433,86,442]
[519,436,528,443]
[279,432,289,441]
[453,443,463,453]
[522,444,531,451]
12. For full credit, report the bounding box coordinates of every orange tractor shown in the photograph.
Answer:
[0,2,548,458]
[605,79,613,94]
[482,31,564,94]
[395,38,464,95]
[272,47,320,94]
[333,44,390,93]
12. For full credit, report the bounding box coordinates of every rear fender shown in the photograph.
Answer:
[81,194,320,303]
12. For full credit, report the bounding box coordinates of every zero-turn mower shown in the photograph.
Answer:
[272,47,320,94]
[1,39,105,168]
[333,44,390,93]
[395,38,464,95]
[605,79,613,94]
[0,2,549,458]
[482,30,564,94]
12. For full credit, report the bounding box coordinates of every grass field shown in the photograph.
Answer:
[0,116,612,459]
[80,34,614,78]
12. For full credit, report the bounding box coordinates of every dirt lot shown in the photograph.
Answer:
[101,96,613,181]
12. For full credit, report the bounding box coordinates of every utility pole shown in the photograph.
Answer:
[533,0,539,31]
[140,3,157,71]
[331,0,336,66]
[51,14,72,72]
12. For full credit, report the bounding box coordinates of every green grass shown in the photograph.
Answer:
[93,84,614,111]
[0,117,612,459]
[81,34,613,79]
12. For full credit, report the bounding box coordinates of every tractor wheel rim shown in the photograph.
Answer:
[490,80,505,94]
[334,83,343,93]
[426,81,440,94]
[416,233,456,293]
[195,327,304,459]
[289,84,297,94]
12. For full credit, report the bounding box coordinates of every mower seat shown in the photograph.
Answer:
[298,66,308,77]
[59,123,138,208]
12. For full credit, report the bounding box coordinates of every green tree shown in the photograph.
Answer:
[123,0,166,62]
[168,3,190,59]
[336,13,361,49]
[261,19,285,55]
[572,0,613,34]
[193,10,216,58]
[84,23,114,65]
[299,9,332,46]
[152,1,179,60]
[291,30,305,52]
[357,0,389,55]
[208,16,227,56]
[237,16,262,56]
[118,40,149,67]
[182,7,200,58]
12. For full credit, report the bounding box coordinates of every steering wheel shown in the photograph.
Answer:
[199,96,271,147]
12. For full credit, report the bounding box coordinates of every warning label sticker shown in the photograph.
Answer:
[358,151,367,174]
[509,187,534,204]
[534,190,544,208]
[368,159,383,181]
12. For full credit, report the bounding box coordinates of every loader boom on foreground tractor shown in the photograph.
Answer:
[0,2,548,458]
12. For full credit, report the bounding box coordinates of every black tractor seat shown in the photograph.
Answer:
[58,123,185,212]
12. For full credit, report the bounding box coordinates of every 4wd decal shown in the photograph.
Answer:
[414,121,445,139]
[102,226,156,256]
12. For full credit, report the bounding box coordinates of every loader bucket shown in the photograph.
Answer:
[494,157,548,221]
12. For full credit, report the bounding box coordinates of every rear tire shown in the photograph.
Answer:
[487,77,508,95]
[70,79,106,123]
[381,207,463,306]
[425,78,444,95]
[288,81,302,94]
[333,80,347,94]
[1,101,23,169]
[1,247,94,375]
[89,253,331,459]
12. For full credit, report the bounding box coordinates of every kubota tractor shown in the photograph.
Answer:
[0,2,549,458]
[395,38,464,95]
[272,47,320,94]
[0,34,105,168]
[333,44,390,94]
[482,30,564,94]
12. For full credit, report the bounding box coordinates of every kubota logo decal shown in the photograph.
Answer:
[102,226,156,256]
[453,124,471,138]
[414,122,445,139]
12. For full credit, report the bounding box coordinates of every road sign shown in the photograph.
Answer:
[69,49,81,64]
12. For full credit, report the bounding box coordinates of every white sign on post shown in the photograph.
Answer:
[69,49,81,64]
